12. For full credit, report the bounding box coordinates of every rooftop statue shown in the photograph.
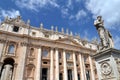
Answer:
[94,16,114,50]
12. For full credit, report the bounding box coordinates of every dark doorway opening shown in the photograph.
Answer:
[42,68,48,80]
[59,73,63,80]
[67,69,72,80]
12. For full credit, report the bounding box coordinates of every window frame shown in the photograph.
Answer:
[6,42,17,56]
[42,48,49,58]
[12,26,19,32]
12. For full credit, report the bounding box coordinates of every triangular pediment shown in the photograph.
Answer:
[55,37,81,46]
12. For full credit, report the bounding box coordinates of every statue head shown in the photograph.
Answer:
[97,16,102,21]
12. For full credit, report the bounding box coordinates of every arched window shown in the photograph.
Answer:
[8,44,15,54]
[42,49,48,57]
[66,53,71,60]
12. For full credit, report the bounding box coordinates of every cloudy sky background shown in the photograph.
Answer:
[0,0,120,49]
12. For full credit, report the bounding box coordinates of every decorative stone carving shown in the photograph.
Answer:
[115,58,120,73]
[94,16,114,50]
[101,62,112,75]
[0,39,6,43]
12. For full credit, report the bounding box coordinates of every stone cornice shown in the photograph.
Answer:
[93,48,120,58]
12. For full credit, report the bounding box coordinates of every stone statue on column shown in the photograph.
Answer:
[94,16,114,50]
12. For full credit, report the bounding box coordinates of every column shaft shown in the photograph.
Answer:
[14,45,27,80]
[79,53,86,80]
[12,64,17,80]
[73,52,78,80]
[63,50,68,80]
[55,48,59,80]
[89,56,95,80]
[1,64,12,80]
[35,47,42,80]
[50,48,54,80]
[0,66,6,80]
[0,43,4,59]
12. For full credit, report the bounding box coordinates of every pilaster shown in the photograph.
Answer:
[14,45,27,80]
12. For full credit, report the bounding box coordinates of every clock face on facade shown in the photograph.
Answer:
[101,62,112,75]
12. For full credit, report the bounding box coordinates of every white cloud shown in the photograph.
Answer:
[61,8,69,18]
[67,0,72,8]
[15,0,59,11]
[114,36,120,49]
[86,0,120,30]
[75,10,87,20]
[76,0,81,2]
[0,8,20,19]
[69,9,87,20]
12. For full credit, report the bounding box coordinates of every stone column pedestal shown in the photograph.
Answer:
[93,48,120,80]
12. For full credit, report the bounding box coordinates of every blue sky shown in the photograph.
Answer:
[0,0,120,49]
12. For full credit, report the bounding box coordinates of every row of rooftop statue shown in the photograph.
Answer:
[94,16,114,50]
[1,15,114,51]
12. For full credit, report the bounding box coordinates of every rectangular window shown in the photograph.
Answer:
[32,32,36,36]
[66,53,71,60]
[13,26,19,32]
[45,34,49,38]
[8,44,15,54]
[42,49,48,57]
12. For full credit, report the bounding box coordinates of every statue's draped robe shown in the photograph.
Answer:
[94,19,114,49]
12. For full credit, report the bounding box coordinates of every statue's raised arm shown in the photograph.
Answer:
[94,16,114,50]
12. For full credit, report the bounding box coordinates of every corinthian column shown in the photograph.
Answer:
[55,48,59,80]
[35,47,42,80]
[14,45,27,80]
[63,50,68,80]
[0,43,4,59]
[50,48,54,80]
[79,53,86,80]
[89,56,95,80]
[73,52,78,80]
